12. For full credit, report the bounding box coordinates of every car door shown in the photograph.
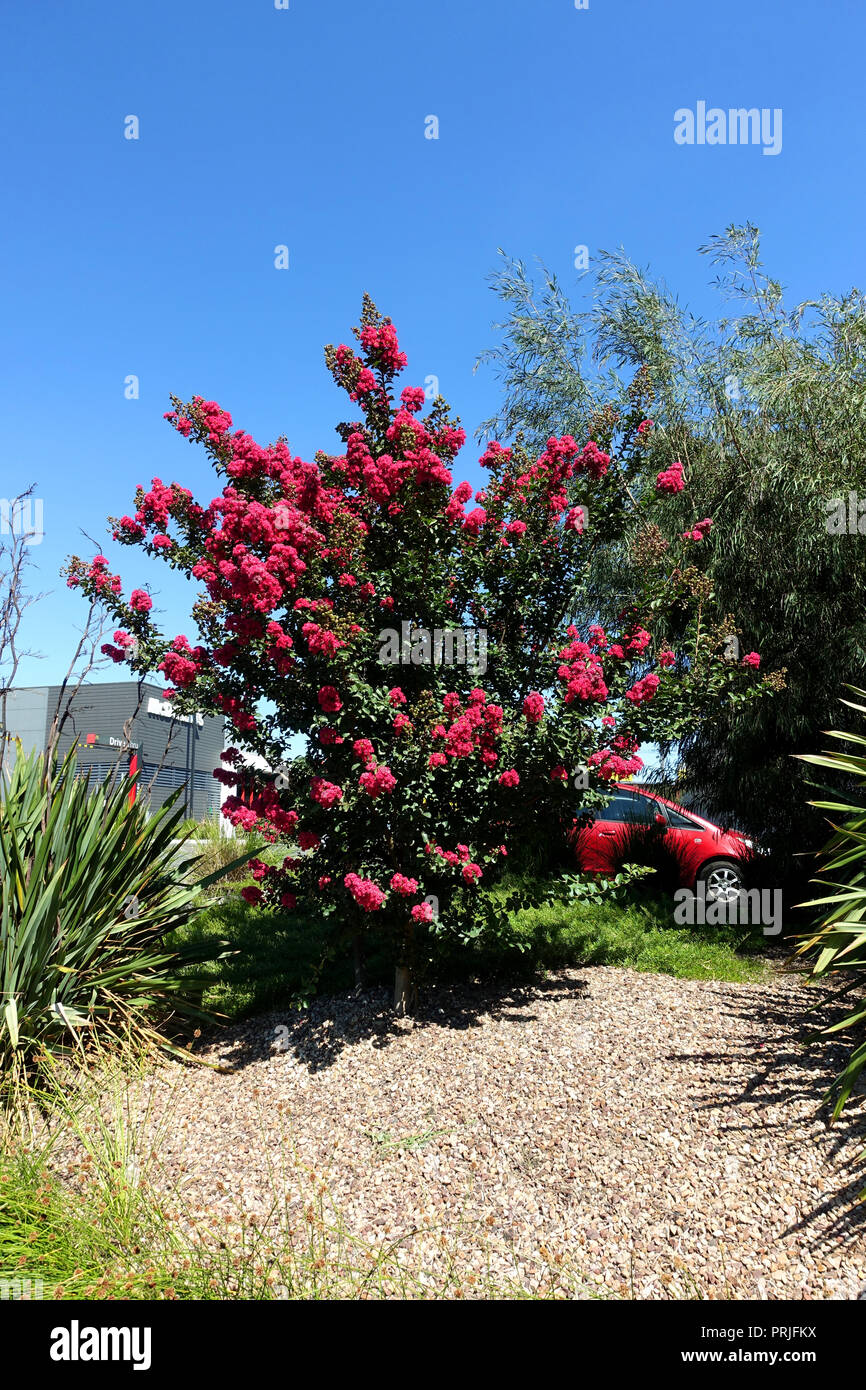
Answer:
[573,789,659,874]
[659,802,712,884]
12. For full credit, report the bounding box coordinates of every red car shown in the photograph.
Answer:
[571,783,753,902]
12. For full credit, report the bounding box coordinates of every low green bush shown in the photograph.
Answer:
[174,870,772,1022]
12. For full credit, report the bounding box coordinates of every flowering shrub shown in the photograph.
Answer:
[67,297,773,1008]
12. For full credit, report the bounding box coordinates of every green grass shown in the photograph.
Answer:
[0,1148,193,1301]
[505,897,772,983]
[172,877,776,1023]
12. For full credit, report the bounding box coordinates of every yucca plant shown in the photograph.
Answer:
[0,744,245,1080]
[794,687,866,1122]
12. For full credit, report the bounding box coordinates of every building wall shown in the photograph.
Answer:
[3,681,225,819]
[3,687,49,756]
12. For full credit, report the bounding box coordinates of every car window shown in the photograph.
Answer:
[597,791,659,825]
[664,806,701,828]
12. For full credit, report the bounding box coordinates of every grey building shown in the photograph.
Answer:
[2,681,225,819]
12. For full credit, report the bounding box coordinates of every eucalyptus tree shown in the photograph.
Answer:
[480,226,866,871]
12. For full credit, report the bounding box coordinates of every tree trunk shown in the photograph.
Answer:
[353,934,365,990]
[393,963,412,1015]
[393,919,415,1014]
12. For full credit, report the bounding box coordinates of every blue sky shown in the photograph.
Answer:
[2,0,864,685]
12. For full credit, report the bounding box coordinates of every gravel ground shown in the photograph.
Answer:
[72,966,866,1298]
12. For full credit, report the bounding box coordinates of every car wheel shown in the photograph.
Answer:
[698,858,745,904]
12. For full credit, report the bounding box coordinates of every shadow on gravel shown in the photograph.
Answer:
[194,968,866,1240]
[195,972,589,1076]
[666,980,866,1239]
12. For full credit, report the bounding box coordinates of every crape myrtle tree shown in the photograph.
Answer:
[66,298,771,1011]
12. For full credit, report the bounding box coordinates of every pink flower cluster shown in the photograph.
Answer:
[159,635,208,688]
[221,779,300,836]
[101,628,139,664]
[310,778,343,807]
[67,554,122,596]
[656,460,685,494]
[344,873,386,911]
[303,622,346,659]
[626,628,652,654]
[556,634,609,706]
[215,692,257,733]
[390,873,420,896]
[588,734,644,782]
[522,692,545,724]
[359,321,408,374]
[427,841,483,884]
[434,691,504,765]
[400,386,426,413]
[195,398,234,445]
[683,518,713,542]
[463,435,609,540]
[359,764,397,797]
[462,506,488,537]
[624,673,660,705]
